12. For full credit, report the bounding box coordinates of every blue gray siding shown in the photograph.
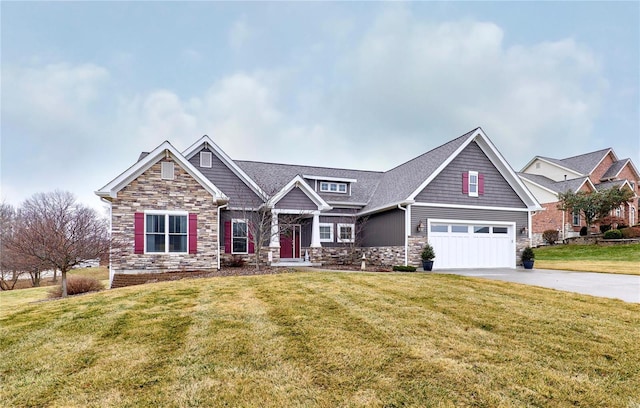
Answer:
[415,141,526,208]
[189,148,263,208]
[360,209,404,247]
[275,187,318,210]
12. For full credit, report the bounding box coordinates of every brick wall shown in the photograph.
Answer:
[110,157,220,275]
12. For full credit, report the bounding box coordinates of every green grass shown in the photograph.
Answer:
[535,243,640,275]
[1,272,639,407]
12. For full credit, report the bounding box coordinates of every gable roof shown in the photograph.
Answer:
[236,160,383,205]
[559,148,614,175]
[518,173,594,194]
[267,175,331,211]
[361,128,541,213]
[96,141,228,203]
[182,135,269,202]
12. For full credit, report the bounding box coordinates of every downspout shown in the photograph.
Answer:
[397,204,408,266]
[217,203,228,270]
[100,197,114,288]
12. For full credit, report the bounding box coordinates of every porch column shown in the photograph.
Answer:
[311,211,321,248]
[270,210,280,247]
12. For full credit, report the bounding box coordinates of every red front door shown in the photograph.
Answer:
[280,225,301,259]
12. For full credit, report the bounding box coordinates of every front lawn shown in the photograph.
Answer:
[1,272,639,407]
[534,243,640,275]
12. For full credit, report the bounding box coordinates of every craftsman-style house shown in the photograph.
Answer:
[97,128,542,286]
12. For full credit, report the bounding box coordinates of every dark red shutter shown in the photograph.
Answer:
[248,227,255,254]
[188,213,197,254]
[462,172,469,194]
[478,174,485,195]
[134,212,144,254]
[224,221,231,253]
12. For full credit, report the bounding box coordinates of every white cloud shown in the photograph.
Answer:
[229,17,251,51]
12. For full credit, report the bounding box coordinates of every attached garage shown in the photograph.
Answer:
[427,219,516,269]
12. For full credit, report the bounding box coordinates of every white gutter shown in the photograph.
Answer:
[397,204,408,266]
[100,197,114,287]
[217,203,228,270]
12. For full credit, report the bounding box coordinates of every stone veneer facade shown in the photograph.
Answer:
[110,157,220,276]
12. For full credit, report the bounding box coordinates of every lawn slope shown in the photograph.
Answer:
[1,272,639,407]
[535,243,640,275]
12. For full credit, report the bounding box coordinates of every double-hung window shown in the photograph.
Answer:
[146,213,187,253]
[319,223,334,242]
[468,171,479,197]
[337,223,355,243]
[232,219,248,253]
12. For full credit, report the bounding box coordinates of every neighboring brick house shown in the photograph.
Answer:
[97,128,542,286]
[519,148,639,244]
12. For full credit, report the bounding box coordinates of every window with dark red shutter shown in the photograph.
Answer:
[134,212,144,254]
[462,172,469,194]
[478,174,485,195]
[188,213,197,254]
[224,221,231,253]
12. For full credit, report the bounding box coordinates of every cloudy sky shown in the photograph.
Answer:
[2,2,638,212]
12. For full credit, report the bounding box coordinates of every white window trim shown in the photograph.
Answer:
[161,162,175,180]
[200,151,212,168]
[572,210,581,226]
[468,171,478,197]
[320,181,348,194]
[231,218,248,254]
[319,223,334,242]
[144,211,189,254]
[337,223,355,243]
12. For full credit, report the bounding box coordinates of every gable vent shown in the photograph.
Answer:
[200,151,212,168]
[161,162,175,180]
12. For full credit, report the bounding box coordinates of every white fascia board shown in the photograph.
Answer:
[326,201,368,207]
[95,140,228,203]
[405,128,542,210]
[302,174,358,183]
[357,200,416,217]
[182,134,269,202]
[519,176,558,197]
[472,130,543,211]
[268,175,332,211]
[412,202,536,212]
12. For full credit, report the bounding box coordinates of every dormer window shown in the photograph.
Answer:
[320,182,347,194]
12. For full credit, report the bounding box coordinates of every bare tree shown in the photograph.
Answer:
[9,191,111,297]
[0,202,25,290]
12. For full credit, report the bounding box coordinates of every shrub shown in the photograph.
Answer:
[620,226,640,238]
[542,229,559,245]
[421,243,435,260]
[579,226,588,236]
[48,276,104,298]
[599,224,612,234]
[226,256,246,268]
[521,246,535,262]
[603,229,623,240]
[392,265,417,272]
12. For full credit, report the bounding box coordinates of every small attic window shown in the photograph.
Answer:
[200,151,212,168]
[161,162,175,180]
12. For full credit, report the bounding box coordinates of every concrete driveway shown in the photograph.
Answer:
[439,268,640,303]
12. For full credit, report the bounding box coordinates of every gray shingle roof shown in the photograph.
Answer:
[601,159,628,180]
[518,173,589,193]
[236,161,383,205]
[362,128,477,211]
[595,179,626,191]
[557,148,611,175]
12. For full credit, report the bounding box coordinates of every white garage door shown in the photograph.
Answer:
[428,221,515,269]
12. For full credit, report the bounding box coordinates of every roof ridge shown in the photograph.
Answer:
[235,159,384,174]
[559,147,611,162]
[383,127,478,174]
